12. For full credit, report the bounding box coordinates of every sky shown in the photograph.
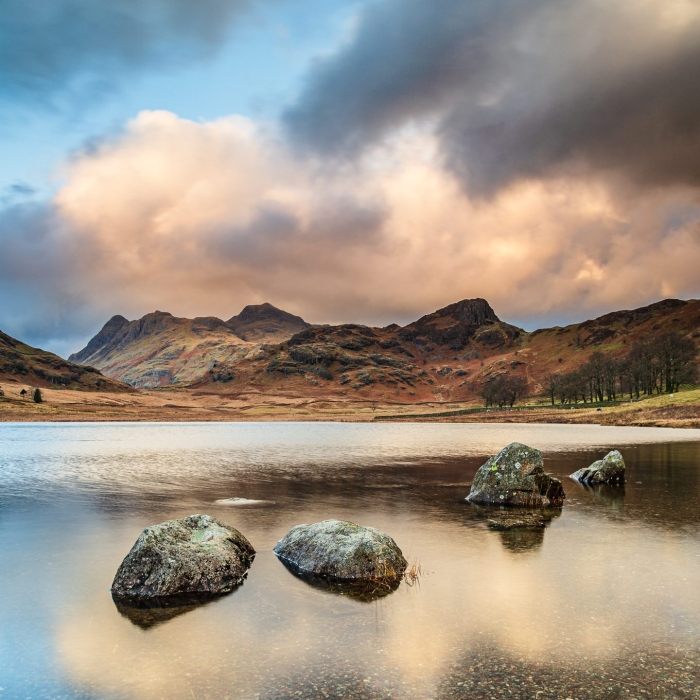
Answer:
[1,0,700,357]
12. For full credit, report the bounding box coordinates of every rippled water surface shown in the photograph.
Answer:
[1,422,700,699]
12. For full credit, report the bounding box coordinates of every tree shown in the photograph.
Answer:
[480,377,499,407]
[33,388,43,403]
[498,374,528,407]
[540,331,698,404]
[653,332,697,393]
[20,388,27,399]
[482,374,528,408]
[542,373,560,406]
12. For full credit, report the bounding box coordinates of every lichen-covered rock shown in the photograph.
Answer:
[571,450,625,484]
[274,520,407,583]
[466,442,565,507]
[111,514,255,599]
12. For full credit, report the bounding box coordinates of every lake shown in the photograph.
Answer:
[1,422,700,699]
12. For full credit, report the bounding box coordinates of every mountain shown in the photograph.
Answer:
[194,297,700,403]
[226,303,310,342]
[71,297,700,397]
[70,304,310,388]
[0,330,130,391]
[69,314,129,365]
[210,298,525,401]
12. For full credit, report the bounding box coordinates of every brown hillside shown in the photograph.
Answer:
[0,330,131,392]
[192,298,700,404]
[69,304,310,388]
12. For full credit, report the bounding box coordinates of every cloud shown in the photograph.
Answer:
[1,109,699,355]
[0,0,257,109]
[284,0,700,196]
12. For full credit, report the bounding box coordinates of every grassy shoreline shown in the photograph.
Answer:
[1,381,699,428]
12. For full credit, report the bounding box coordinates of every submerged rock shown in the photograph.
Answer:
[111,514,255,600]
[485,511,552,530]
[571,450,626,484]
[274,519,407,584]
[215,497,275,507]
[466,442,565,507]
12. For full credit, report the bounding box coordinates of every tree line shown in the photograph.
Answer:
[542,331,697,405]
[481,373,528,407]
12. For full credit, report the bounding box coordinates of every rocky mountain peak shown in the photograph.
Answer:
[228,303,307,326]
[429,298,500,325]
[227,303,310,342]
[69,314,129,364]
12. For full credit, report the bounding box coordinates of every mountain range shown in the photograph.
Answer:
[68,297,700,401]
[68,303,309,388]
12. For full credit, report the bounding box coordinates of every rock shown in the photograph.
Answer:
[274,519,407,583]
[111,514,255,600]
[215,497,275,507]
[570,450,626,484]
[466,442,565,507]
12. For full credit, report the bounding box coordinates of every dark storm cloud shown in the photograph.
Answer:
[0,201,100,351]
[285,0,700,195]
[0,0,255,107]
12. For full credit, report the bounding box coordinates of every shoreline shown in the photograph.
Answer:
[2,381,699,428]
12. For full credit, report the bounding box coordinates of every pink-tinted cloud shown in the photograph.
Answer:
[2,108,693,353]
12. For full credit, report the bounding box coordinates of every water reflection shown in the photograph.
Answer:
[469,506,562,553]
[573,481,626,510]
[1,423,700,699]
[113,592,226,630]
[277,558,402,603]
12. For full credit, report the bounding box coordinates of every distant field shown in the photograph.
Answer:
[1,380,698,428]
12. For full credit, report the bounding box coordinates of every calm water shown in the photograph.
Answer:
[1,422,700,700]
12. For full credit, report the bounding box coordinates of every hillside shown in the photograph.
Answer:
[192,297,700,403]
[70,296,700,398]
[0,330,130,392]
[69,304,309,388]
[194,298,525,402]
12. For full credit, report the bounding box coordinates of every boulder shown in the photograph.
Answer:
[111,514,255,600]
[570,450,625,484]
[466,442,565,507]
[274,519,407,583]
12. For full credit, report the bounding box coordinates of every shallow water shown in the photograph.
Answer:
[1,422,700,699]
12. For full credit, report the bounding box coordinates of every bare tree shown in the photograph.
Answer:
[482,374,528,408]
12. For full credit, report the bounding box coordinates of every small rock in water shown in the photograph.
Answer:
[111,514,255,600]
[215,497,275,507]
[274,519,407,584]
[570,450,625,484]
[466,442,565,507]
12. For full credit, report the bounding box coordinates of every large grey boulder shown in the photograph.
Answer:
[571,450,625,484]
[466,442,565,507]
[111,514,255,600]
[274,519,407,583]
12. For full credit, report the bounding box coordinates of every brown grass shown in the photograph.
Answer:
[2,380,699,429]
[404,561,423,586]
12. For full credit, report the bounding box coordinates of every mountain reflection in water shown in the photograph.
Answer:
[1,422,699,699]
